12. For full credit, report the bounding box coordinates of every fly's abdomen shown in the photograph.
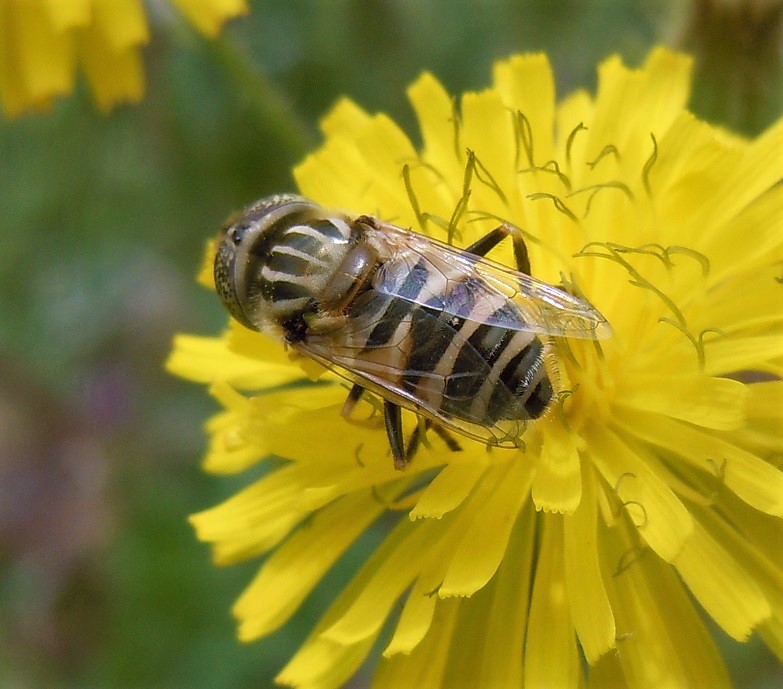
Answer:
[319,260,555,441]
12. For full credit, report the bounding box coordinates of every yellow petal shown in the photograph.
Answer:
[492,53,555,164]
[588,653,629,689]
[409,459,488,520]
[746,380,783,419]
[263,403,387,468]
[43,0,91,30]
[588,49,692,178]
[202,382,266,474]
[169,0,248,38]
[320,519,434,645]
[703,495,783,652]
[704,333,783,376]
[460,88,517,213]
[91,0,149,51]
[350,114,420,220]
[277,635,374,689]
[78,22,143,111]
[2,1,76,106]
[382,575,437,657]
[320,97,371,138]
[283,520,419,678]
[295,136,377,211]
[600,519,732,689]
[555,88,594,177]
[189,463,311,563]
[704,185,783,284]
[234,490,384,641]
[372,600,460,689]
[674,519,771,641]
[407,71,463,188]
[705,117,783,241]
[618,374,747,430]
[532,420,583,513]
[585,422,693,561]
[563,466,616,663]
[438,457,534,597]
[696,262,783,334]
[524,514,581,689]
[445,510,535,688]
[164,332,301,389]
[619,410,783,516]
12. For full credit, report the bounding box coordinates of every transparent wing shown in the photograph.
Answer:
[296,293,527,447]
[372,224,612,340]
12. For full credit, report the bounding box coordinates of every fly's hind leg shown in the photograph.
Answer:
[464,222,531,275]
[386,413,463,471]
[406,419,463,458]
[383,401,408,470]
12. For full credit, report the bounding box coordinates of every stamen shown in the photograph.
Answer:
[402,164,429,232]
[467,149,508,205]
[355,443,366,467]
[518,160,572,191]
[370,485,421,511]
[619,499,649,529]
[664,246,711,276]
[400,157,452,193]
[554,385,579,430]
[565,122,587,167]
[706,457,727,482]
[614,471,648,529]
[575,242,687,328]
[613,471,637,494]
[613,545,649,576]
[568,182,634,218]
[642,133,658,197]
[553,336,581,369]
[446,197,469,245]
[586,144,620,169]
[705,457,728,503]
[512,110,535,168]
[450,97,463,162]
[658,320,725,370]
[527,192,579,222]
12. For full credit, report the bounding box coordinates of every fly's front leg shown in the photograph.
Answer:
[341,383,380,428]
[341,383,365,418]
[464,222,531,276]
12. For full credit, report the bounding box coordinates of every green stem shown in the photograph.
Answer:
[205,35,317,158]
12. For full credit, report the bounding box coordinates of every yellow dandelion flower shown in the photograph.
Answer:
[0,0,248,117]
[167,47,783,688]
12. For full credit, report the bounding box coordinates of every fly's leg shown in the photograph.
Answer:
[341,383,379,428]
[464,223,531,276]
[431,423,462,452]
[406,419,463,458]
[386,413,464,471]
[383,401,407,470]
[341,383,365,417]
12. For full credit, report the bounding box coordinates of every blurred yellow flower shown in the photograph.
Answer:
[0,0,247,117]
[168,48,783,688]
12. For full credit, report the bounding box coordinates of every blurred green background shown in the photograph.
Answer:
[1,1,781,687]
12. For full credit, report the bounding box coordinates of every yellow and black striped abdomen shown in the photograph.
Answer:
[309,254,555,442]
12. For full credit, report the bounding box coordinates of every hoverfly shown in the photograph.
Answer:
[214,195,611,469]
